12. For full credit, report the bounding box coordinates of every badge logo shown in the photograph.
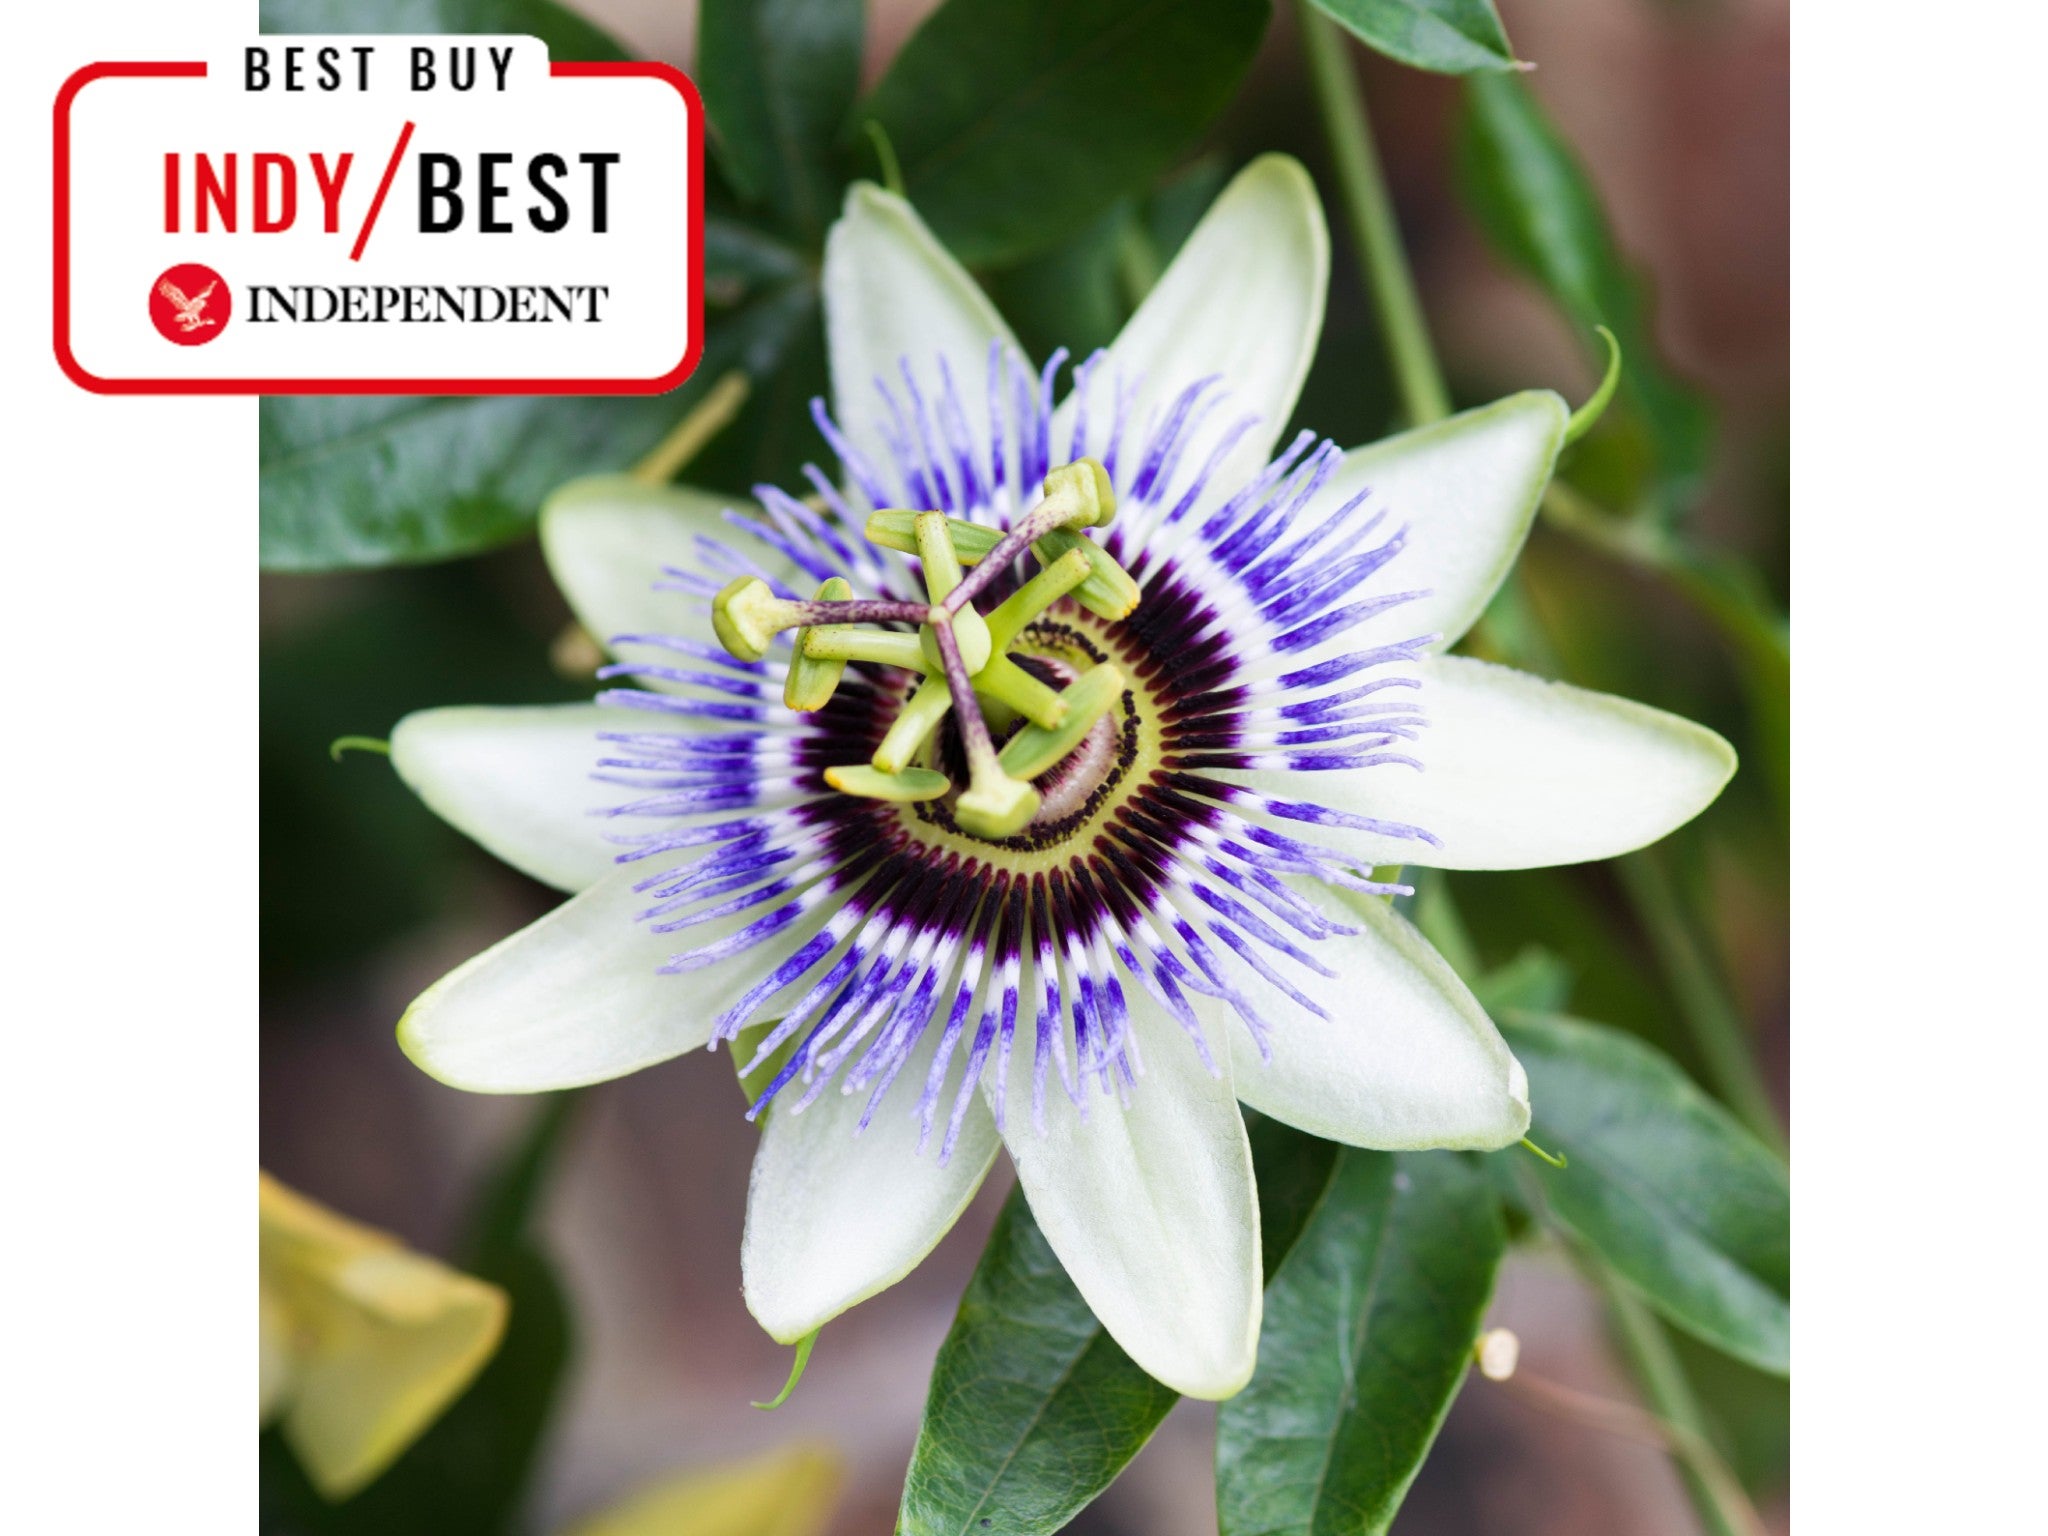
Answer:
[150,262,231,346]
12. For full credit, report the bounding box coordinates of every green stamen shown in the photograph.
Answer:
[973,654,1069,730]
[721,459,1149,841]
[986,547,1093,651]
[801,627,927,670]
[823,763,951,803]
[998,663,1127,780]
[1041,456,1117,529]
[955,767,1041,840]
[873,675,954,774]
[913,511,966,601]
[785,577,852,711]
[711,575,800,662]
[915,514,992,674]
[864,510,1004,565]
[1032,529,1142,621]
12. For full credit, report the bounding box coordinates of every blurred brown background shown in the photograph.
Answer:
[260,0,1788,1530]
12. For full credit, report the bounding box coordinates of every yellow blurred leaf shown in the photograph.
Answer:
[563,1444,843,1536]
[260,1172,508,1501]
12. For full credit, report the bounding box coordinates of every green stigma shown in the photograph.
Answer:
[707,460,1143,839]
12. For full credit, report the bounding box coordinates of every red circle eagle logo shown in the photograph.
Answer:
[149,263,231,346]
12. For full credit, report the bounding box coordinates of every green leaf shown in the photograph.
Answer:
[1307,0,1518,75]
[260,0,627,57]
[1142,156,1229,263]
[704,217,812,303]
[1470,944,1574,1016]
[860,0,1272,268]
[1215,1150,1505,1536]
[897,1117,1336,1536]
[1503,1013,1790,1374]
[894,1185,1177,1536]
[699,0,864,240]
[1456,73,1712,517]
[985,201,1141,362]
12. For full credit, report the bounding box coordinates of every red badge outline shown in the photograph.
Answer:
[53,58,705,396]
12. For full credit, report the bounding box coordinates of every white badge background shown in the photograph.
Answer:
[61,36,696,387]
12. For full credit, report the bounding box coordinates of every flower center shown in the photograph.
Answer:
[709,459,1149,846]
[910,626,1142,849]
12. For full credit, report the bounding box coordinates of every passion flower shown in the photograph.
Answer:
[384,157,1734,1398]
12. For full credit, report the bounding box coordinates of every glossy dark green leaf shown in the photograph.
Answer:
[1307,0,1518,74]
[1142,156,1229,263]
[699,0,864,239]
[704,217,811,303]
[985,201,1140,363]
[260,0,626,57]
[1504,1013,1789,1374]
[1456,73,1712,517]
[898,1117,1336,1536]
[259,1098,579,1535]
[1215,1150,1504,1536]
[861,0,1271,268]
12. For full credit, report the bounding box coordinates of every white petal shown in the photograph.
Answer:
[742,1032,1000,1343]
[1313,391,1568,651]
[390,704,641,893]
[1052,154,1327,503]
[1220,888,1530,1150]
[398,860,827,1093]
[539,474,774,651]
[1234,655,1736,870]
[822,184,1022,504]
[998,1017,1260,1399]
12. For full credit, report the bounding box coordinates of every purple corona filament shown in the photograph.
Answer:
[586,343,1436,1159]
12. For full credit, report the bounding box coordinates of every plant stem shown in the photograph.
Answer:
[1585,1259,1767,1536]
[1615,850,1787,1155]
[1296,0,1451,425]
[632,370,751,486]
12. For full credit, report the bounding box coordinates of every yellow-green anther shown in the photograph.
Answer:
[1032,530,1142,621]
[784,578,853,711]
[914,512,966,602]
[873,676,954,774]
[801,627,927,670]
[954,762,1041,841]
[823,763,951,803]
[912,514,993,676]
[862,511,1005,565]
[998,663,1126,781]
[986,547,1093,652]
[973,654,1069,731]
[712,576,804,662]
[921,608,992,677]
[1041,456,1117,528]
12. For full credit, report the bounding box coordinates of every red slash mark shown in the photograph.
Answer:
[349,120,417,263]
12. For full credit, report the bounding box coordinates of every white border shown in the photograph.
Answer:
[9,0,2042,1525]
[1795,1,2046,1527]
[6,0,253,1522]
